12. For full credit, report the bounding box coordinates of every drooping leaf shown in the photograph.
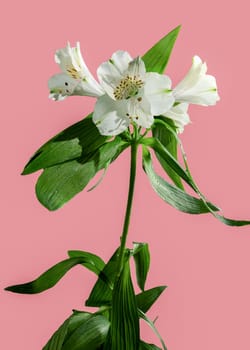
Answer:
[136,286,167,314]
[62,315,110,350]
[106,255,139,350]
[144,136,250,226]
[86,249,119,307]
[5,257,94,294]
[68,250,105,275]
[142,25,181,73]
[142,149,219,214]
[133,242,150,291]
[139,310,167,350]
[140,341,161,350]
[22,114,108,175]
[177,141,250,226]
[36,137,128,210]
[152,118,183,189]
[213,215,250,226]
[141,137,193,188]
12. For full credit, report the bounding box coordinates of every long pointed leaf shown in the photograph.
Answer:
[68,250,105,275]
[133,242,150,291]
[86,249,119,307]
[5,257,92,294]
[107,256,139,350]
[23,114,108,175]
[176,138,250,226]
[143,149,219,214]
[142,25,181,73]
[153,117,250,226]
[152,120,183,189]
[62,315,110,350]
[141,137,193,188]
[139,310,167,350]
[136,286,167,313]
[43,312,91,350]
[43,318,70,350]
[36,137,128,210]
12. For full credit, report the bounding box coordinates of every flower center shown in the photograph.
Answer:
[114,75,144,100]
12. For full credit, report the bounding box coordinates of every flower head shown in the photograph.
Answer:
[48,44,219,136]
[160,56,220,133]
[93,51,175,135]
[48,42,104,101]
[173,55,220,106]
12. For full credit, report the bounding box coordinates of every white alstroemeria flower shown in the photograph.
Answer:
[162,103,190,133]
[173,55,220,106]
[93,51,175,136]
[48,42,104,101]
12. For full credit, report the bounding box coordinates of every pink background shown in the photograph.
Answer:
[1,0,250,349]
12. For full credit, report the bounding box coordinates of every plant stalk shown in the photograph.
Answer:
[117,140,138,276]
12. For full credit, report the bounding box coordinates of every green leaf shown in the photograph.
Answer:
[43,312,92,350]
[43,317,70,350]
[66,311,92,337]
[136,286,167,314]
[62,315,109,350]
[141,137,193,188]
[140,341,161,350]
[142,25,181,73]
[36,137,128,210]
[176,140,250,226]
[214,215,250,226]
[86,249,119,307]
[133,242,150,291]
[145,135,250,226]
[142,149,219,214]
[106,256,139,350]
[139,310,167,350]
[5,257,94,294]
[152,118,183,189]
[22,114,108,175]
[68,250,105,275]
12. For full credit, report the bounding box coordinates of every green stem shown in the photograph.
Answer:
[117,140,138,276]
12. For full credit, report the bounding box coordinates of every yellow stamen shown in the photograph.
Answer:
[114,75,144,100]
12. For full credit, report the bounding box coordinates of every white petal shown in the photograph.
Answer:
[48,73,79,101]
[97,61,122,98]
[54,42,104,97]
[111,50,133,74]
[174,56,204,95]
[127,97,154,129]
[74,42,104,97]
[93,95,129,136]
[73,79,103,97]
[174,56,219,106]
[162,103,190,133]
[127,56,146,78]
[144,73,175,115]
[97,51,133,99]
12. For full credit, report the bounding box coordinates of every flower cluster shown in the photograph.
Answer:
[48,43,219,135]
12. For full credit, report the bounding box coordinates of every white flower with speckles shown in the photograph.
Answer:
[48,44,219,136]
[48,42,104,101]
[93,51,174,135]
[173,56,220,106]
[162,56,220,133]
